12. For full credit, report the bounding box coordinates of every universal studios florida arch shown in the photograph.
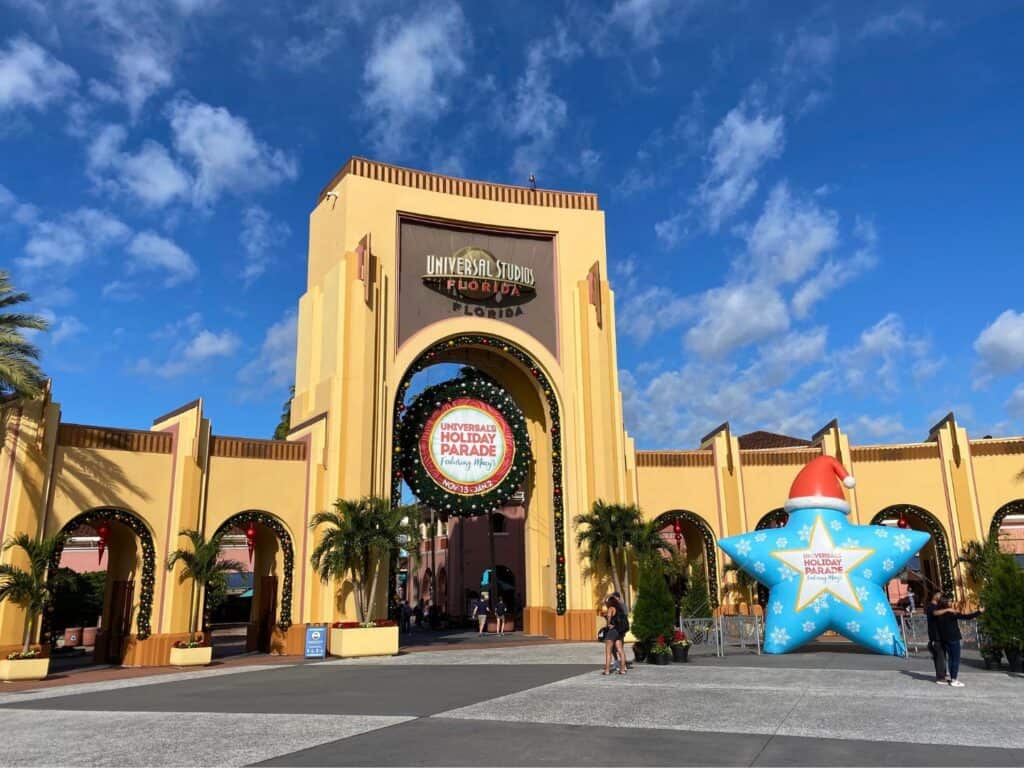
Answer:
[3,157,1020,661]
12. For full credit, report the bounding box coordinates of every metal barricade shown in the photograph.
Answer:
[899,614,929,653]
[679,618,723,656]
[719,614,762,655]
[958,617,979,648]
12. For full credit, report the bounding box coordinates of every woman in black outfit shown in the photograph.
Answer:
[924,592,948,684]
[602,598,626,676]
[933,596,980,688]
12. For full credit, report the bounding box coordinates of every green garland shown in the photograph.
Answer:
[49,508,156,640]
[651,510,720,608]
[391,334,568,614]
[212,511,294,630]
[397,371,533,516]
[871,506,955,596]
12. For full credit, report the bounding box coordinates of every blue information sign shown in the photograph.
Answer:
[304,624,327,659]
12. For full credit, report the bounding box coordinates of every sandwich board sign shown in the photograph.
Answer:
[304,624,327,658]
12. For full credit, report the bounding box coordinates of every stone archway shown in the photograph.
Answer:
[49,508,157,663]
[211,511,294,654]
[390,333,567,627]
[871,505,955,597]
[651,510,719,608]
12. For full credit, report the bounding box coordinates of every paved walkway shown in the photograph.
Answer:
[1,643,1021,766]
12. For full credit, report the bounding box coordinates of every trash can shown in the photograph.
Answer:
[63,626,83,647]
[82,627,97,646]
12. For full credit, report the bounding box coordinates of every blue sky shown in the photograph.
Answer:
[0,0,1022,448]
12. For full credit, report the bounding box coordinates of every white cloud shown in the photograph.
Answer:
[782,27,839,78]
[859,7,945,40]
[792,246,877,319]
[1006,384,1024,423]
[654,213,688,248]
[134,318,240,378]
[88,124,191,208]
[747,327,828,387]
[240,206,290,284]
[127,231,198,286]
[50,315,85,345]
[0,36,78,112]
[974,310,1024,377]
[0,182,39,224]
[115,45,173,120]
[839,313,935,395]
[238,310,298,399]
[697,104,785,230]
[273,0,371,71]
[849,414,908,442]
[18,208,130,271]
[506,26,582,178]
[594,0,697,52]
[362,1,469,157]
[745,182,839,284]
[616,286,695,344]
[685,283,790,359]
[168,98,298,206]
[101,280,138,302]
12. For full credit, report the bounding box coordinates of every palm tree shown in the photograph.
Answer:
[624,517,670,610]
[0,271,49,400]
[958,535,1002,596]
[574,500,645,608]
[166,529,245,634]
[0,532,65,655]
[309,496,421,623]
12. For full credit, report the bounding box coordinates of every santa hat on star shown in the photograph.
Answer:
[784,455,856,514]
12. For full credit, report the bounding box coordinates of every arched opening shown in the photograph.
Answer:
[210,511,294,657]
[651,510,719,615]
[392,334,559,638]
[989,499,1024,568]
[871,505,955,602]
[49,508,156,667]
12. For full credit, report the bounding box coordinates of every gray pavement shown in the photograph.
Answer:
[0,642,1022,766]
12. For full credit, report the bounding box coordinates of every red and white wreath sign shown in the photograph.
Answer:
[418,397,516,496]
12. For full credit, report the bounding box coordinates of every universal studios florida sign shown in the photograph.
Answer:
[422,246,536,310]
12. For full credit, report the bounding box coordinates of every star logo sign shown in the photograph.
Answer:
[772,517,874,612]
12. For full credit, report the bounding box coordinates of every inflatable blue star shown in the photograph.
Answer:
[719,457,930,656]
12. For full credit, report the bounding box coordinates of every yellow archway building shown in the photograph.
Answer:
[2,158,1022,662]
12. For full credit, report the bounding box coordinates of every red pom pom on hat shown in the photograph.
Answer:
[785,456,856,514]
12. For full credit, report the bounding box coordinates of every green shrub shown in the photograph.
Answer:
[979,551,1024,652]
[631,557,675,643]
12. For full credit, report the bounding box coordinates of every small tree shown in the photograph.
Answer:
[272,385,294,440]
[979,550,1024,654]
[958,535,1002,599]
[0,533,66,655]
[166,529,244,634]
[631,556,675,644]
[575,500,651,609]
[310,496,421,623]
[680,558,713,619]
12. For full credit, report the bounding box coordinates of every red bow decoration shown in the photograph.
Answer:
[246,523,257,564]
[96,520,110,565]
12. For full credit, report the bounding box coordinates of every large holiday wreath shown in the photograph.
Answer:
[397,371,533,516]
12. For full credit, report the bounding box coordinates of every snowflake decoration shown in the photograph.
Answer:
[829,520,842,531]
[874,528,889,538]
[841,538,861,548]
[874,626,894,646]
[874,602,887,616]
[775,536,788,548]
[856,586,869,601]
[772,601,784,615]
[894,534,911,553]
[882,558,894,571]
[801,621,815,633]
[777,565,796,582]
[862,568,873,579]
[798,524,812,542]
[754,532,767,543]
[811,595,830,614]
[736,539,752,556]
[754,561,766,574]
[770,627,790,647]
[846,620,861,633]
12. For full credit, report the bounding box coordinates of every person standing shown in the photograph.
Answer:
[933,597,979,687]
[925,592,947,684]
[602,597,623,675]
[495,596,508,635]
[473,594,490,636]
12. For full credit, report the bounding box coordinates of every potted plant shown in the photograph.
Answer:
[169,634,212,667]
[632,639,650,663]
[310,497,420,658]
[0,533,66,682]
[649,637,672,665]
[631,556,675,665]
[167,529,244,667]
[671,629,691,662]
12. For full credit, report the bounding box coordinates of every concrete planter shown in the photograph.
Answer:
[329,626,398,658]
[169,646,213,667]
[0,657,50,681]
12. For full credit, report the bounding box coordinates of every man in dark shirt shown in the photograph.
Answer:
[473,595,490,635]
[933,596,980,688]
